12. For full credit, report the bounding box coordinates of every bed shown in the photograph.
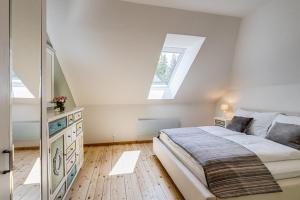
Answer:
[153,113,300,200]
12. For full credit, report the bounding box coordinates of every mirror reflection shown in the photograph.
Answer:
[10,0,41,199]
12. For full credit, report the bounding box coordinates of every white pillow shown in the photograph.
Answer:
[235,108,255,118]
[270,114,300,128]
[235,109,279,137]
[248,112,279,137]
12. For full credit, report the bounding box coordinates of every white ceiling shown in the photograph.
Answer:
[121,0,272,17]
[47,0,240,105]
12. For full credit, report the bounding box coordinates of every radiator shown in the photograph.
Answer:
[136,118,180,139]
[13,121,40,140]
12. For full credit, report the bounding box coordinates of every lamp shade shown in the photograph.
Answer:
[220,104,229,111]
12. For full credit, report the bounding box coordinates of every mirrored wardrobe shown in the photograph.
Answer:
[10,0,42,199]
[1,0,81,199]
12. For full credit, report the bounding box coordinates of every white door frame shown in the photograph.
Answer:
[41,0,50,199]
[0,1,48,199]
[0,0,12,199]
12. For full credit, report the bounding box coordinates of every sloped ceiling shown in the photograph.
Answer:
[47,0,240,105]
[122,0,272,17]
[12,0,41,98]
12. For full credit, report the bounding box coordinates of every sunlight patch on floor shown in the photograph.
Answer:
[24,157,41,185]
[109,150,140,176]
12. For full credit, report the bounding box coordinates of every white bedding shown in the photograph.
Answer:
[159,126,300,186]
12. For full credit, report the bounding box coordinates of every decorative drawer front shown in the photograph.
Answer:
[49,117,67,137]
[66,126,77,148]
[74,111,82,122]
[50,135,65,193]
[65,129,73,148]
[215,119,225,127]
[67,164,77,188]
[68,114,74,126]
[76,121,83,135]
[76,149,84,168]
[66,153,76,173]
[66,142,76,160]
[71,126,77,142]
[76,134,83,154]
[54,182,66,200]
[76,134,84,167]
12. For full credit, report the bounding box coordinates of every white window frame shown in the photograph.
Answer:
[148,34,206,100]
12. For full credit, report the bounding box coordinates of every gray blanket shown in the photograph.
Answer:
[161,127,282,199]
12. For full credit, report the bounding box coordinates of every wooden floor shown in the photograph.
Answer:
[66,143,184,200]
[13,149,40,200]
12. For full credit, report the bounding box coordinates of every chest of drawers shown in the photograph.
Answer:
[48,107,84,200]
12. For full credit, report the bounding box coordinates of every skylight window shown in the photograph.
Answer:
[12,71,35,98]
[148,34,206,100]
[153,48,185,86]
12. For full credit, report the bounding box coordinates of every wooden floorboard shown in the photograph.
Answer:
[13,149,40,200]
[13,143,184,200]
[66,143,184,200]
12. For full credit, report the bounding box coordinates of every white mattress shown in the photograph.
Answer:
[159,126,300,186]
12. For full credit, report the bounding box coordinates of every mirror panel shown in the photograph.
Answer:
[11,0,42,199]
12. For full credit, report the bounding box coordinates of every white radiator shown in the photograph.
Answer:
[13,121,40,140]
[136,118,180,139]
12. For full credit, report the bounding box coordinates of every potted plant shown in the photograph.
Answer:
[53,96,67,112]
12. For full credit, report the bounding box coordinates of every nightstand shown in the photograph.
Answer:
[214,117,231,128]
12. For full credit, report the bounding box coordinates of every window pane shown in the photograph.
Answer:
[11,71,35,98]
[153,52,181,85]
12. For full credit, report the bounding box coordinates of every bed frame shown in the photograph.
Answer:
[153,137,300,200]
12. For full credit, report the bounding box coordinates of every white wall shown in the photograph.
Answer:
[12,101,40,147]
[217,0,300,115]
[47,0,241,144]
[47,0,240,105]
[84,103,215,144]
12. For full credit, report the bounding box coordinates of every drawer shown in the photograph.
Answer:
[54,182,66,200]
[65,129,72,147]
[68,114,74,126]
[49,117,67,137]
[66,153,76,173]
[76,134,84,168]
[71,126,77,142]
[65,126,77,147]
[74,111,82,122]
[76,134,83,154]
[76,149,84,168]
[215,119,225,127]
[76,121,83,135]
[50,135,65,193]
[66,142,76,160]
[67,164,77,188]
